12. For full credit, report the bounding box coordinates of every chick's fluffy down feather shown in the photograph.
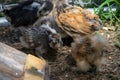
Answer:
[71,34,107,72]
[19,26,60,58]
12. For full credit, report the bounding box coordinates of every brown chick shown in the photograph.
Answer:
[54,5,102,38]
[33,0,102,46]
[71,34,107,72]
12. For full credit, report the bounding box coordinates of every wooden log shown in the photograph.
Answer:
[0,42,49,80]
[0,71,23,80]
[24,54,49,80]
[0,42,27,78]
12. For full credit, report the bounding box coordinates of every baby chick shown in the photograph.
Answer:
[54,6,102,38]
[71,34,107,72]
[19,25,61,60]
[3,0,53,27]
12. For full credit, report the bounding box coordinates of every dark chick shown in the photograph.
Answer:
[3,0,53,27]
[19,24,61,60]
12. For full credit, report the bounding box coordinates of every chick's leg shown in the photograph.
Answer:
[94,57,106,71]
[77,60,91,72]
[35,46,47,58]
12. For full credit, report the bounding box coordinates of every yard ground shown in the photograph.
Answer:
[0,24,119,80]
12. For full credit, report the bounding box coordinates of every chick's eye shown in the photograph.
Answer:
[90,25,98,31]
[76,51,80,55]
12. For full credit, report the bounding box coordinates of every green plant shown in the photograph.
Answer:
[94,0,120,26]
[115,41,120,48]
[0,12,3,17]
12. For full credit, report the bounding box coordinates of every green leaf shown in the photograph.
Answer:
[115,42,120,48]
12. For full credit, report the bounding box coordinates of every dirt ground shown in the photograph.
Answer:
[0,25,119,80]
